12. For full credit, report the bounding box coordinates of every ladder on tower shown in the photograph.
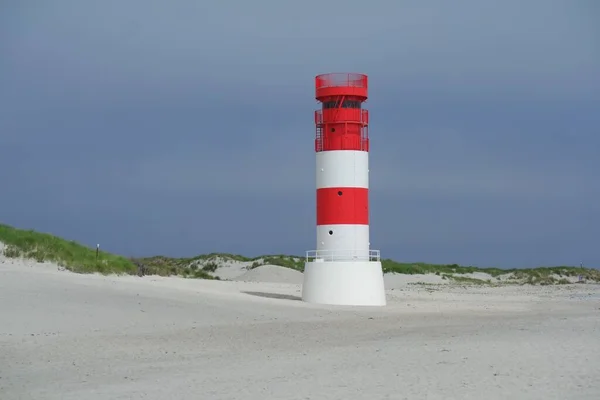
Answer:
[315,125,324,152]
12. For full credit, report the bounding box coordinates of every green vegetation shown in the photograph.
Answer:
[441,274,491,285]
[381,259,506,276]
[131,252,304,277]
[382,259,600,285]
[0,223,136,275]
[261,255,304,271]
[1,222,598,284]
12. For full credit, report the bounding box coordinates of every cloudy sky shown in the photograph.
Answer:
[1,0,598,267]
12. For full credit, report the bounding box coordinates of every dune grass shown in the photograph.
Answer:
[134,253,304,277]
[0,223,136,275]
[382,259,599,283]
[1,222,598,283]
[381,259,505,276]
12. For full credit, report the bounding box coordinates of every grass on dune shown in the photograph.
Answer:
[382,259,600,283]
[0,223,303,278]
[134,253,305,277]
[0,223,135,275]
[1,222,598,283]
[381,259,505,276]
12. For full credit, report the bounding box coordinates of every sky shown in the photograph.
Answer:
[1,0,598,268]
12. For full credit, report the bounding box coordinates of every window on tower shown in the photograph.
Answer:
[322,100,362,109]
[342,100,361,109]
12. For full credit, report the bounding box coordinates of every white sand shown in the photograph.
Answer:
[233,264,304,284]
[1,247,600,399]
[207,257,304,281]
[384,272,449,286]
[212,262,250,280]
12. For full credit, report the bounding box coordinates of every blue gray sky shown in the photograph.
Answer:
[1,0,598,268]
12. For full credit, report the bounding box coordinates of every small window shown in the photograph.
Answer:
[328,230,333,235]
[342,100,361,109]
[337,191,343,196]
[322,99,361,109]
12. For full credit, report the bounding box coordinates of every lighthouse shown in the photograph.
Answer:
[301,73,386,306]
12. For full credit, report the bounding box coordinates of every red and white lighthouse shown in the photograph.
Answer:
[301,73,386,306]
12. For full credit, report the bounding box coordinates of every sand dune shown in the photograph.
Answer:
[233,264,304,284]
[1,247,599,399]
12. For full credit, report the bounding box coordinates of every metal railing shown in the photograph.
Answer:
[305,249,381,262]
[316,73,367,89]
[314,121,369,152]
[314,109,369,125]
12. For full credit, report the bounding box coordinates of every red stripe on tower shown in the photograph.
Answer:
[316,187,369,225]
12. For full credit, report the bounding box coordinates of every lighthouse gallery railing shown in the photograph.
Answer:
[305,249,381,262]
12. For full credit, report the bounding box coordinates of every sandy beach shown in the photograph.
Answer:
[1,252,599,400]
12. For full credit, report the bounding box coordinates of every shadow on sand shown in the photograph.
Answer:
[242,291,302,301]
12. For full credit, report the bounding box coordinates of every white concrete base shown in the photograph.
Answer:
[301,260,386,306]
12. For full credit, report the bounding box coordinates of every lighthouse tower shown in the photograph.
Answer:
[301,73,386,306]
